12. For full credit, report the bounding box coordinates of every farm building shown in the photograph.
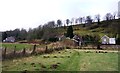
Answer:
[101,35,116,44]
[58,35,66,41]
[73,35,83,46]
[109,38,116,44]
[3,36,15,43]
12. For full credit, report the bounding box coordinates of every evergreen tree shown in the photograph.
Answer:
[66,19,70,26]
[2,32,7,41]
[66,26,74,38]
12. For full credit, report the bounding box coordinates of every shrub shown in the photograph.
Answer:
[116,38,120,44]
[48,37,59,42]
[53,56,58,58]
[41,65,46,68]
[82,34,100,46]
[31,63,35,65]
[87,24,99,30]
[50,64,58,69]
[66,46,71,49]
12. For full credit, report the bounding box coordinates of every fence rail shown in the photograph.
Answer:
[2,45,65,60]
[1,44,119,60]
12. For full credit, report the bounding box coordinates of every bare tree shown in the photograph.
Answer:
[105,13,113,21]
[66,19,70,26]
[113,12,117,19]
[82,17,86,23]
[75,18,78,24]
[70,18,74,25]
[57,19,62,27]
[95,14,100,24]
[47,21,55,28]
[78,17,86,24]
[86,16,92,25]
[42,23,58,40]
[78,17,83,24]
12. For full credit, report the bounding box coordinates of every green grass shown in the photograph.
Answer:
[2,43,34,50]
[55,20,115,38]
[2,49,118,71]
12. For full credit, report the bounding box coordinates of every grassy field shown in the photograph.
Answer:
[1,43,34,50]
[2,49,118,71]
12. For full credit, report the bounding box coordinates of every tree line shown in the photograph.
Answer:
[2,12,120,43]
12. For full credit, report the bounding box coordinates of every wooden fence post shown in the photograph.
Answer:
[22,48,26,56]
[97,44,102,50]
[13,46,16,55]
[31,44,36,54]
[3,47,6,59]
[45,46,48,53]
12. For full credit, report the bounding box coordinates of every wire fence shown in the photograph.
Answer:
[2,45,65,60]
[1,44,119,60]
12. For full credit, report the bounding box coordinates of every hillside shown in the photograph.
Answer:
[57,19,120,38]
[1,19,120,44]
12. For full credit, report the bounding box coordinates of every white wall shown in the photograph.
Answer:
[109,38,116,44]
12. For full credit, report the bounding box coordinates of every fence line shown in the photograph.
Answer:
[2,44,119,60]
[2,45,65,60]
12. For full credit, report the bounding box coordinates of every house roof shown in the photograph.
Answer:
[73,35,83,41]
[73,35,82,39]
[101,35,109,39]
[6,36,15,40]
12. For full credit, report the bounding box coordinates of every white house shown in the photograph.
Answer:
[101,35,116,44]
[101,35,109,44]
[3,36,15,43]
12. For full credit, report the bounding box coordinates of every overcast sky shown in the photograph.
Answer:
[0,0,119,31]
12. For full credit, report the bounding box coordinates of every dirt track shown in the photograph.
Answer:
[73,49,118,53]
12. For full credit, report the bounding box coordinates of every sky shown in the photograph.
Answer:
[0,0,119,31]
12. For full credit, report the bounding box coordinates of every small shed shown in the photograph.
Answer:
[73,35,83,46]
[3,36,15,43]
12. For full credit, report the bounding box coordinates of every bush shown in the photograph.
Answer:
[87,24,99,30]
[116,38,120,45]
[82,34,100,45]
[66,46,71,49]
[116,34,120,45]
[48,37,59,42]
